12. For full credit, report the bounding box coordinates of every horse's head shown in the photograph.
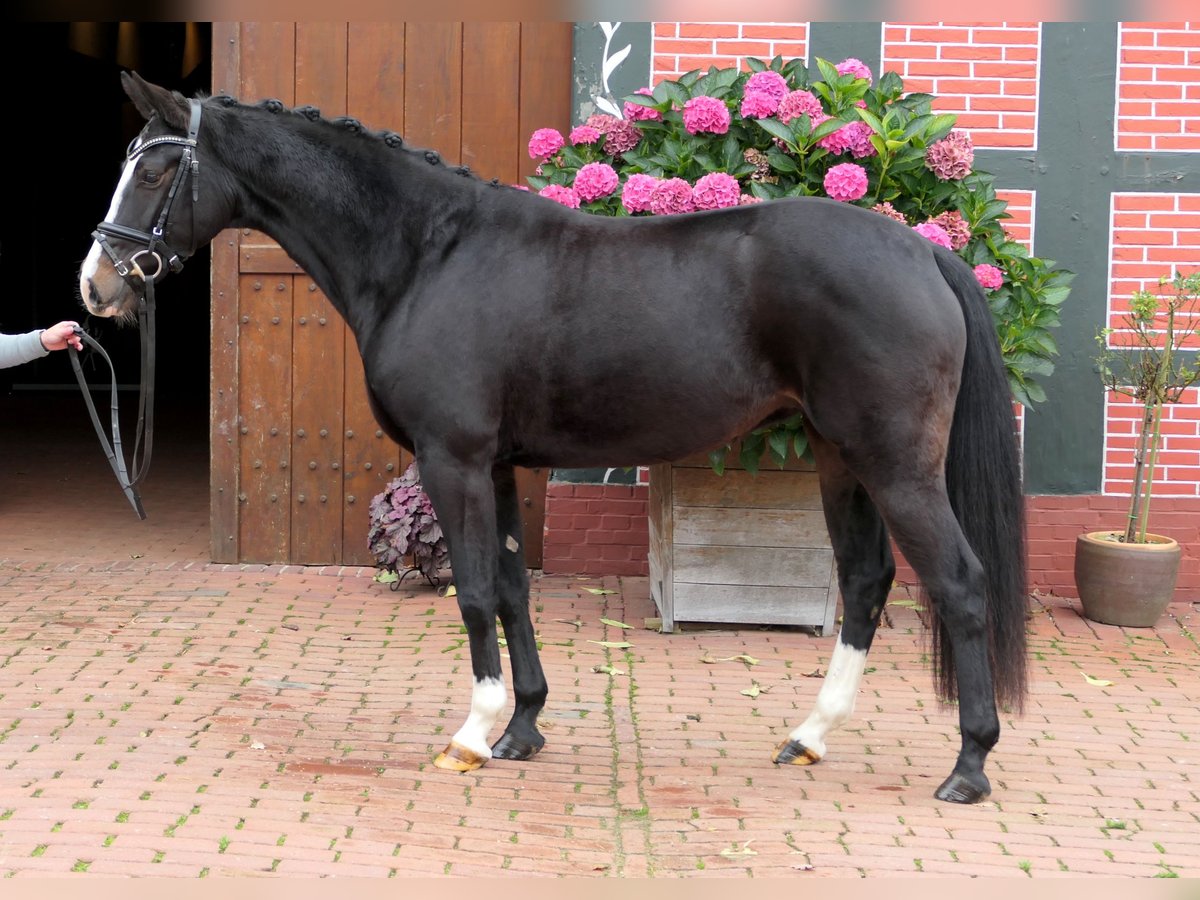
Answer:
[80,72,228,319]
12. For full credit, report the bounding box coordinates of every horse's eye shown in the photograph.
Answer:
[141,170,161,186]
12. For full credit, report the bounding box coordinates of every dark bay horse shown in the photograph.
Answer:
[79,73,1028,804]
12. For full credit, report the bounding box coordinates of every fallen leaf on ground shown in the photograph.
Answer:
[803,668,824,678]
[719,841,757,859]
[889,598,924,610]
[600,618,633,629]
[720,653,760,666]
[792,863,815,871]
[592,664,626,676]
[740,681,770,698]
[588,640,632,649]
[1082,672,1114,687]
[555,618,584,628]
[583,588,616,595]
[373,571,399,584]
[250,741,266,750]
[441,585,457,597]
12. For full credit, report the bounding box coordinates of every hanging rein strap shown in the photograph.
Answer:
[67,291,156,519]
[74,99,201,519]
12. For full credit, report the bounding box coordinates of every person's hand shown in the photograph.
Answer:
[39,321,84,352]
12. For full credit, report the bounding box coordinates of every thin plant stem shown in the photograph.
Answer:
[1137,402,1164,543]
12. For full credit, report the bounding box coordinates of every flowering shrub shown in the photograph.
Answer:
[367,461,449,585]
[526,55,1072,470]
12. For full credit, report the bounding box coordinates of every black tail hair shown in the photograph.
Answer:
[929,247,1029,713]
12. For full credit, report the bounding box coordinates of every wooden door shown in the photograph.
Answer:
[209,22,572,565]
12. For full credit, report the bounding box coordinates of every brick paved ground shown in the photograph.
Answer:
[1,399,1197,878]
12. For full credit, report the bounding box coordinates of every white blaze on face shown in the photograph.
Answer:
[450,676,507,758]
[79,148,140,313]
[787,638,869,760]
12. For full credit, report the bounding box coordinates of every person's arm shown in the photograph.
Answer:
[0,330,50,369]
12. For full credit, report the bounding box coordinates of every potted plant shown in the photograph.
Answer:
[1076,271,1200,627]
[526,56,1071,628]
[367,461,450,587]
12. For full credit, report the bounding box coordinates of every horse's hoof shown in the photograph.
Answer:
[491,730,545,761]
[934,771,991,804]
[772,739,821,766]
[433,741,489,772]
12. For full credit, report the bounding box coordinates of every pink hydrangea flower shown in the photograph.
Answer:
[621,173,659,214]
[871,201,906,223]
[569,125,601,145]
[739,70,789,118]
[746,70,789,102]
[528,127,564,160]
[649,177,695,215]
[681,96,731,135]
[823,162,868,202]
[511,184,530,191]
[818,121,877,158]
[913,222,953,248]
[929,210,972,250]
[836,57,873,82]
[925,129,974,181]
[739,193,763,205]
[603,118,643,155]
[538,184,580,208]
[691,172,742,210]
[623,87,661,122]
[573,162,619,202]
[586,113,620,132]
[777,89,824,124]
[974,263,1005,290]
[740,90,780,119]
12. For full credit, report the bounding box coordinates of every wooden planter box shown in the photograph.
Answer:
[648,452,839,633]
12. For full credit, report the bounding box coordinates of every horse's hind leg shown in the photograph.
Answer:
[774,434,895,767]
[873,480,1000,803]
[489,464,548,760]
[416,449,508,772]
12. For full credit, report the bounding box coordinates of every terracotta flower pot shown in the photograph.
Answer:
[1073,531,1181,627]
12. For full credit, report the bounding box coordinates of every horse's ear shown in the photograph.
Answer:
[121,71,190,131]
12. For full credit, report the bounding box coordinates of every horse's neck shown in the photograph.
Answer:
[214,109,472,332]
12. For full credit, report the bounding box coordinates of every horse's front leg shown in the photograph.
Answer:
[774,441,894,767]
[489,464,548,760]
[417,450,508,772]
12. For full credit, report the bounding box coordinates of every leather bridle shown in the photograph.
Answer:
[73,98,203,519]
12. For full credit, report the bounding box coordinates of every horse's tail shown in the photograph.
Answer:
[930,246,1029,714]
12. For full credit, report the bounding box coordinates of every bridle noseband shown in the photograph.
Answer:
[74,98,203,519]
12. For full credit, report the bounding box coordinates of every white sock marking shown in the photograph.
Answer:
[788,638,868,759]
[450,676,507,758]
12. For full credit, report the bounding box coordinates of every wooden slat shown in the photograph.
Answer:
[647,462,676,631]
[514,467,548,568]
[239,243,303,273]
[209,22,241,562]
[518,22,573,182]
[287,25,349,564]
[402,23,462,161]
[673,507,830,549]
[674,545,835,588]
[672,583,835,628]
[290,278,345,563]
[672,467,823,510]
[237,273,293,562]
[239,22,296,104]
[461,22,521,183]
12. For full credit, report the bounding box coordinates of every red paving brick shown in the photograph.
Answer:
[1,397,1198,877]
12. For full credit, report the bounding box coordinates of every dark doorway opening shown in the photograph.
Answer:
[1,23,212,556]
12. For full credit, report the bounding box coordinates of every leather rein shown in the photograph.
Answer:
[72,99,203,519]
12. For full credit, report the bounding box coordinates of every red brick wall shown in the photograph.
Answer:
[541,483,648,576]
[1117,22,1200,152]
